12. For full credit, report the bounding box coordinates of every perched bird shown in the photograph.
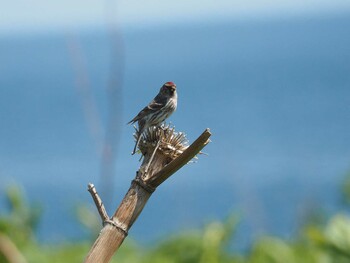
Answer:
[128,82,178,155]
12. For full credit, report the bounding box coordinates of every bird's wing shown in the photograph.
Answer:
[148,100,165,111]
[128,99,165,124]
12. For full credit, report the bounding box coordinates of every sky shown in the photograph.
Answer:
[1,0,350,34]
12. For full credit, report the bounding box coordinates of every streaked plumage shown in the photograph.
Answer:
[128,82,178,154]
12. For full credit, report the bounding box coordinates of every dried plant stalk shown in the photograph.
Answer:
[84,126,211,263]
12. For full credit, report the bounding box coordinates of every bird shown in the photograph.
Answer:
[128,81,178,155]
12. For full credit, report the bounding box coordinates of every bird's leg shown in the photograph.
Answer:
[132,128,143,155]
[144,139,161,175]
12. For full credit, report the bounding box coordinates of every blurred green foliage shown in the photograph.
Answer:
[1,182,350,263]
[0,185,41,247]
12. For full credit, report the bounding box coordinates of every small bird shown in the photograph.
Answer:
[128,82,178,155]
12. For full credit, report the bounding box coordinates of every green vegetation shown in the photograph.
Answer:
[1,179,350,263]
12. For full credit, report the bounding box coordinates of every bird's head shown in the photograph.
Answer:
[160,81,177,97]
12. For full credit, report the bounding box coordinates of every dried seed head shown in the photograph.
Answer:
[133,124,189,161]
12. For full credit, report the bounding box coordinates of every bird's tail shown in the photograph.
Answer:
[132,132,143,155]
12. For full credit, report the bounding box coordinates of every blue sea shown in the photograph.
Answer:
[1,14,350,248]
